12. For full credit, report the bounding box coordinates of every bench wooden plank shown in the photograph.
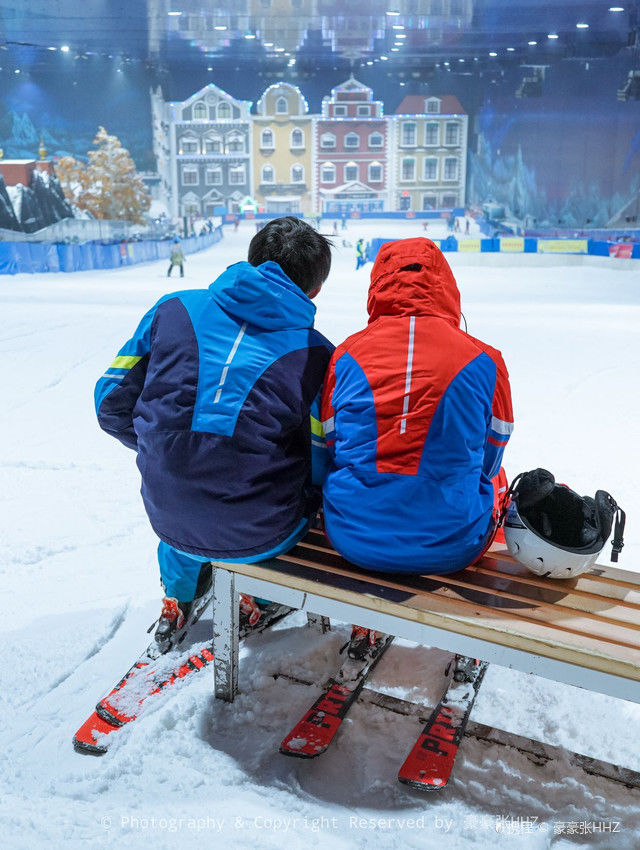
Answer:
[296,539,640,629]
[213,530,640,684]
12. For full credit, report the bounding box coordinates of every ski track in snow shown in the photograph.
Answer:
[1,219,639,849]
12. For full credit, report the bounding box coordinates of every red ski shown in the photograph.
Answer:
[398,656,487,790]
[280,634,393,758]
[73,603,292,755]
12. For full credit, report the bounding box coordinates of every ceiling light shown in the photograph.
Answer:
[609,6,624,11]
[264,42,273,47]
[507,47,515,52]
[214,25,227,31]
[380,55,388,60]
[528,40,537,45]
[167,10,182,16]
[47,46,57,51]
[391,48,399,51]
[61,45,70,53]
[275,47,285,52]
[245,34,256,39]
[489,51,497,56]
[386,10,400,15]
[458,58,465,62]
[14,68,20,74]
[443,61,450,66]
[548,33,559,39]
[576,22,589,28]
[207,66,213,71]
[392,25,404,29]
[396,33,406,38]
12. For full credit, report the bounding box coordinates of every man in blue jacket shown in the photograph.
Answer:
[95,217,334,650]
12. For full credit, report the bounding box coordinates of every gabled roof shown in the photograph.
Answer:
[394,95,466,115]
[174,83,252,110]
[333,75,372,94]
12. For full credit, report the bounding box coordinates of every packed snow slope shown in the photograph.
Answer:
[1,219,639,850]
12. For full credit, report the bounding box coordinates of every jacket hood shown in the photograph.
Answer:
[367,238,461,326]
[209,260,316,330]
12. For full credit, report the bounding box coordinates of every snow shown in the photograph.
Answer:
[1,218,639,849]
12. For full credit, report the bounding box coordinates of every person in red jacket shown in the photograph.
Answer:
[321,238,513,653]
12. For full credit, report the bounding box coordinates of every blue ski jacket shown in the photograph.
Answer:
[95,261,333,560]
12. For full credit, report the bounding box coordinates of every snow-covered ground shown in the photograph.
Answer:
[1,218,639,850]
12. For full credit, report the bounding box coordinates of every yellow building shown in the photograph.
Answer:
[252,83,313,214]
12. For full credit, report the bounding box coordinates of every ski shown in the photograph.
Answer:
[279,633,394,758]
[73,601,292,755]
[397,655,488,791]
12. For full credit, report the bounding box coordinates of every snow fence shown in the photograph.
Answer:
[368,236,640,261]
[0,226,223,275]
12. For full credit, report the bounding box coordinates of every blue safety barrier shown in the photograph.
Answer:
[367,235,640,262]
[0,226,223,275]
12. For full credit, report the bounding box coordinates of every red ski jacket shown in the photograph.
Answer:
[321,238,513,572]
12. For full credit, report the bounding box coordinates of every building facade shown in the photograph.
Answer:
[153,83,253,218]
[392,95,468,211]
[315,77,389,214]
[252,83,313,214]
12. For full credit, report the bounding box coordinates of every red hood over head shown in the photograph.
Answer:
[367,238,461,326]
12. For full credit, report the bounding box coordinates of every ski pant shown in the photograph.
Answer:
[157,516,312,601]
[356,256,367,270]
[167,262,184,277]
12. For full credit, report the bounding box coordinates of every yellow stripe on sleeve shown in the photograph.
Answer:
[110,355,142,370]
[310,416,325,438]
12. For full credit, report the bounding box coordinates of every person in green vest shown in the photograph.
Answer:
[167,238,185,278]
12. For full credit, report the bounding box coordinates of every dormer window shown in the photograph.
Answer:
[426,98,441,114]
[276,96,288,114]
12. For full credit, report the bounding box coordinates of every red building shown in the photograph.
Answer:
[315,77,388,214]
[0,159,54,186]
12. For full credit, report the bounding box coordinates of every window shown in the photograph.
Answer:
[444,158,458,180]
[426,122,439,145]
[261,164,275,183]
[321,162,336,183]
[357,105,370,117]
[182,166,199,185]
[193,102,206,120]
[334,105,347,117]
[227,133,245,153]
[445,122,459,145]
[344,162,358,182]
[426,98,441,114]
[180,136,199,154]
[443,194,458,207]
[217,101,231,120]
[368,132,383,148]
[402,122,417,146]
[290,128,304,148]
[424,158,438,180]
[368,162,382,182]
[204,136,222,154]
[206,167,222,185]
[344,132,360,149]
[260,128,274,149]
[422,195,437,210]
[276,96,288,114]
[320,132,336,149]
[401,158,416,181]
[291,164,304,183]
[229,165,246,185]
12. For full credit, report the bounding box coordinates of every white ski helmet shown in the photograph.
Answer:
[504,469,625,579]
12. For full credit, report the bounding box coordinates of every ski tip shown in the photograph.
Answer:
[73,736,108,756]
[398,773,449,791]
[73,711,118,755]
[279,743,327,759]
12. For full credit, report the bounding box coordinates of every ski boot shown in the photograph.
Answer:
[154,596,192,654]
[344,625,385,662]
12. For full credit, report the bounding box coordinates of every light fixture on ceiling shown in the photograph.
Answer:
[548,33,559,39]
[576,22,589,29]
[528,40,537,45]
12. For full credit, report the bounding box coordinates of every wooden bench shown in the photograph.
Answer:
[210,527,640,785]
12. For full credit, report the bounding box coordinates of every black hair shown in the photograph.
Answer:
[248,216,332,295]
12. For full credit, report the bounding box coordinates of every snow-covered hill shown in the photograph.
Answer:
[1,219,639,849]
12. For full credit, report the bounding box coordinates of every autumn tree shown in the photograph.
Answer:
[57,127,151,224]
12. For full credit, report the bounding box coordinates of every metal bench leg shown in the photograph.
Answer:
[306,612,331,633]
[212,565,239,702]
